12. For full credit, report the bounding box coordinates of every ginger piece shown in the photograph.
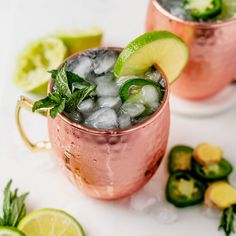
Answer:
[193,143,223,165]
[205,182,236,209]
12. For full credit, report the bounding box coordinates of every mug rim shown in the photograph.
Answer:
[48,47,170,136]
[153,0,236,28]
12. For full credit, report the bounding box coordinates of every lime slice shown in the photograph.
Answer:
[54,27,103,55]
[0,227,26,236]
[18,208,85,236]
[14,37,67,95]
[216,0,236,20]
[114,31,189,83]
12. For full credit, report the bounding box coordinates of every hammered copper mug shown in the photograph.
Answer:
[16,47,170,200]
[146,0,236,100]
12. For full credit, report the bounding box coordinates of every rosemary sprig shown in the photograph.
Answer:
[219,206,235,236]
[0,180,29,227]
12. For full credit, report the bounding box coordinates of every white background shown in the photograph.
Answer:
[0,0,236,235]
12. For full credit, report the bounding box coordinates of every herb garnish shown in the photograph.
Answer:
[219,206,235,236]
[0,180,28,227]
[32,63,96,118]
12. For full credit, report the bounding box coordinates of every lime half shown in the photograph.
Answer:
[18,208,85,236]
[54,27,103,55]
[14,37,67,95]
[0,227,26,236]
[114,31,189,83]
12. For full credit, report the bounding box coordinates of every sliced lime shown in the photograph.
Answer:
[54,27,103,55]
[114,31,189,83]
[14,37,67,95]
[216,0,236,20]
[0,227,26,236]
[18,208,85,236]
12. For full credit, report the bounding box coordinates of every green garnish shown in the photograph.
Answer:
[32,63,96,118]
[0,180,28,227]
[219,206,235,236]
[183,0,222,20]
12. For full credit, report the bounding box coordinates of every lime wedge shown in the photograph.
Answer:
[14,37,67,95]
[17,208,85,236]
[54,27,103,55]
[0,227,26,236]
[114,31,189,83]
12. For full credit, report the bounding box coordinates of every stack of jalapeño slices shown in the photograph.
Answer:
[166,143,233,208]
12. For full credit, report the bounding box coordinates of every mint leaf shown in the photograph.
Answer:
[32,92,63,112]
[50,99,66,118]
[1,180,29,227]
[67,71,90,90]
[65,84,96,112]
[48,69,58,79]
[54,63,71,97]
[34,64,96,119]
[219,207,235,236]
[32,96,56,112]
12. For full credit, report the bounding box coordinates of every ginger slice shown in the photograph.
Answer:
[205,182,236,209]
[193,143,223,165]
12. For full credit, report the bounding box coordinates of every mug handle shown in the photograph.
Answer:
[15,96,51,152]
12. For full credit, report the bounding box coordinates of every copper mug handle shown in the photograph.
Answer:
[15,96,51,152]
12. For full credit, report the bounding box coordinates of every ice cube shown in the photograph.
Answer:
[203,206,222,219]
[160,0,191,20]
[72,82,87,92]
[118,114,131,128]
[97,97,121,110]
[93,51,118,75]
[72,56,92,78]
[170,6,189,19]
[64,111,82,123]
[145,70,162,82]
[116,75,140,87]
[141,85,160,109]
[95,75,119,97]
[130,190,157,212]
[78,99,95,113]
[120,103,145,118]
[159,78,166,88]
[149,202,179,224]
[85,108,118,130]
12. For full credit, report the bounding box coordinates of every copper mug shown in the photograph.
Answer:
[16,48,170,200]
[146,0,236,100]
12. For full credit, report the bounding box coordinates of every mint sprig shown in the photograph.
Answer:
[0,180,28,227]
[33,63,96,118]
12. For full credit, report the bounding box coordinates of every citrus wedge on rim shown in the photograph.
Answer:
[114,31,189,83]
[14,37,67,95]
[0,227,26,236]
[17,208,85,236]
[54,27,103,55]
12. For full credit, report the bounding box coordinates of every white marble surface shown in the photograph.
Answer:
[0,0,236,236]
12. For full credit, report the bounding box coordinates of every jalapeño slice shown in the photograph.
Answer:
[183,0,222,20]
[119,78,164,103]
[168,145,194,173]
[192,158,233,181]
[166,171,205,208]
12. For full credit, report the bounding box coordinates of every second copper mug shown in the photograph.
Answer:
[16,47,170,200]
[146,0,236,100]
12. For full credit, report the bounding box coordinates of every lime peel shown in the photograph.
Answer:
[54,27,103,55]
[18,208,85,236]
[14,37,67,95]
[114,31,189,84]
[0,226,26,236]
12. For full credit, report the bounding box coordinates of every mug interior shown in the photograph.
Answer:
[48,47,170,135]
[154,0,236,28]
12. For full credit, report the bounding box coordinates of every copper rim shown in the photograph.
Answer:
[154,0,236,28]
[48,47,170,136]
